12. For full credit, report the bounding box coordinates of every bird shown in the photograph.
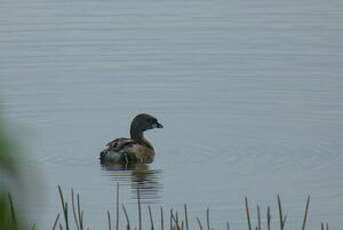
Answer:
[100,113,163,164]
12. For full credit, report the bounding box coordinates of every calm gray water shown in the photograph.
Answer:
[1,0,343,229]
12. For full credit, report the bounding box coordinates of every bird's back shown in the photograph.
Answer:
[100,138,135,162]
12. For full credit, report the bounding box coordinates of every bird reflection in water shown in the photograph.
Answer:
[100,161,162,202]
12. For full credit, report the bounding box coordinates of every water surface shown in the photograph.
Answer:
[1,0,343,229]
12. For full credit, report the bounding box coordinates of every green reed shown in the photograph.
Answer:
[50,184,330,230]
[4,184,331,230]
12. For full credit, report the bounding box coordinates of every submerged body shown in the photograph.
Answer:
[100,137,155,163]
[100,113,163,164]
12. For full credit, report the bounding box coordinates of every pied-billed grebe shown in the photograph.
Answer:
[100,113,163,164]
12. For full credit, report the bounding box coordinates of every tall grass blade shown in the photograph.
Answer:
[177,213,181,230]
[206,208,210,230]
[283,216,287,227]
[71,189,80,230]
[160,207,164,230]
[148,206,154,230]
[277,195,284,230]
[52,213,60,230]
[245,197,252,230]
[196,217,204,230]
[8,193,18,230]
[184,204,189,230]
[107,210,112,230]
[171,210,180,230]
[267,206,271,230]
[301,196,310,230]
[170,209,173,230]
[77,194,84,230]
[257,205,261,230]
[122,204,130,230]
[58,185,69,230]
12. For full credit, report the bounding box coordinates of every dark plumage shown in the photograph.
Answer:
[100,113,163,164]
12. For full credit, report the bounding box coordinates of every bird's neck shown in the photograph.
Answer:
[130,127,143,142]
[130,125,153,149]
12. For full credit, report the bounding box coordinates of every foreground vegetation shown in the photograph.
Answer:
[0,105,25,230]
[2,184,330,230]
